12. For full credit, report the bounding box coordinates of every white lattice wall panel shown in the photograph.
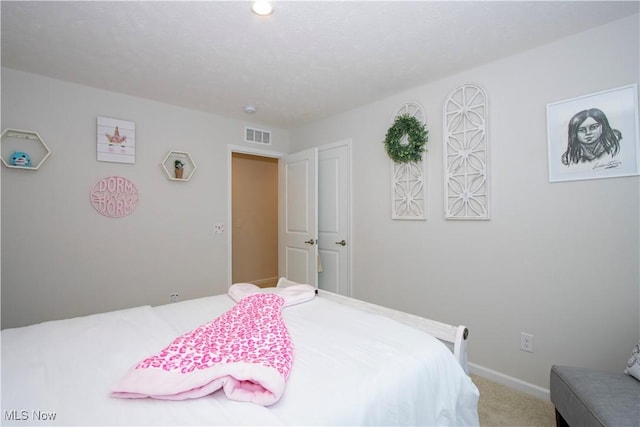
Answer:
[392,161,427,219]
[391,102,427,220]
[443,84,490,220]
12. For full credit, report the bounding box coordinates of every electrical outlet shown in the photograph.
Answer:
[520,332,534,353]
[170,292,180,303]
[214,223,225,234]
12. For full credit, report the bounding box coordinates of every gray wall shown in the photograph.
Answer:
[289,14,640,391]
[1,68,289,328]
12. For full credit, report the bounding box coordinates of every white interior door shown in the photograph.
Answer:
[318,142,351,296]
[278,148,318,287]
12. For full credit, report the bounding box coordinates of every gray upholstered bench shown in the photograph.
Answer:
[550,365,640,427]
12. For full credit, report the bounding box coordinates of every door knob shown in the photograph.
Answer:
[304,239,316,245]
[335,240,347,246]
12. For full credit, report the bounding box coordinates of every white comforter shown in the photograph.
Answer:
[1,293,479,426]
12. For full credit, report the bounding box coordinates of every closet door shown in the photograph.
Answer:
[278,148,318,286]
[318,142,351,296]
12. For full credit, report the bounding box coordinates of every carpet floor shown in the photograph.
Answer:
[471,374,555,427]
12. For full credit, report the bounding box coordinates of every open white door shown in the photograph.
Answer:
[278,148,318,287]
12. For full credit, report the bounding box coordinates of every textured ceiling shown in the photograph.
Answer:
[2,1,638,128]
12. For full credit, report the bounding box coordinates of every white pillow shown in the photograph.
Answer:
[228,282,316,307]
[276,277,301,288]
[625,341,640,381]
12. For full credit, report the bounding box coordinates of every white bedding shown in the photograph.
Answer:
[1,292,479,426]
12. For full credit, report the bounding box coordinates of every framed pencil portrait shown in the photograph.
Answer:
[546,84,639,182]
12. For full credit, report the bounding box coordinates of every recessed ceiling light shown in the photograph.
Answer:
[243,105,257,114]
[251,1,274,16]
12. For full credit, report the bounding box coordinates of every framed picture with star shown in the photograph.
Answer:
[97,116,136,164]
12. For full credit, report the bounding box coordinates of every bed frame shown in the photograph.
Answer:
[317,290,470,372]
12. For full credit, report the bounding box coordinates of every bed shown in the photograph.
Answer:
[1,281,479,426]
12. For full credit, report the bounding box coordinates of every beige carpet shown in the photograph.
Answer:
[471,374,555,427]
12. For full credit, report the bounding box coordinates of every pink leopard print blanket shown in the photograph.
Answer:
[111,289,310,406]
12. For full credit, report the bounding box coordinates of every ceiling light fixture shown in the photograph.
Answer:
[243,105,257,114]
[251,1,274,16]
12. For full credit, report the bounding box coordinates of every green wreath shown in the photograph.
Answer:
[383,114,428,163]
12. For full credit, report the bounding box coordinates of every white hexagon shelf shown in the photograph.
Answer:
[161,150,197,181]
[1,128,52,170]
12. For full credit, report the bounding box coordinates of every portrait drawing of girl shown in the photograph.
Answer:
[547,84,638,182]
[561,108,621,166]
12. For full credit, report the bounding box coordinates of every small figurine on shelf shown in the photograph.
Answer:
[174,159,185,179]
[10,151,32,167]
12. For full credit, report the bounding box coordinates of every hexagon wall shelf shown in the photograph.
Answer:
[1,128,51,170]
[161,150,197,181]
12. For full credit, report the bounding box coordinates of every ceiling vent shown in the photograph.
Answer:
[245,127,271,145]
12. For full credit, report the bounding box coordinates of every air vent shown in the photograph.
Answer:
[245,127,271,145]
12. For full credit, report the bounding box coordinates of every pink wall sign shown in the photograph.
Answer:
[90,176,138,218]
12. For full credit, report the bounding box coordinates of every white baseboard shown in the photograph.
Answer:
[468,362,550,401]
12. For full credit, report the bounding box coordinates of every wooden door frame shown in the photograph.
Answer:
[226,145,285,288]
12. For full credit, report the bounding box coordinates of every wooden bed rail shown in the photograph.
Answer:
[317,290,470,373]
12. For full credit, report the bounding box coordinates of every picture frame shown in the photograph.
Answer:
[97,116,136,164]
[546,84,639,182]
